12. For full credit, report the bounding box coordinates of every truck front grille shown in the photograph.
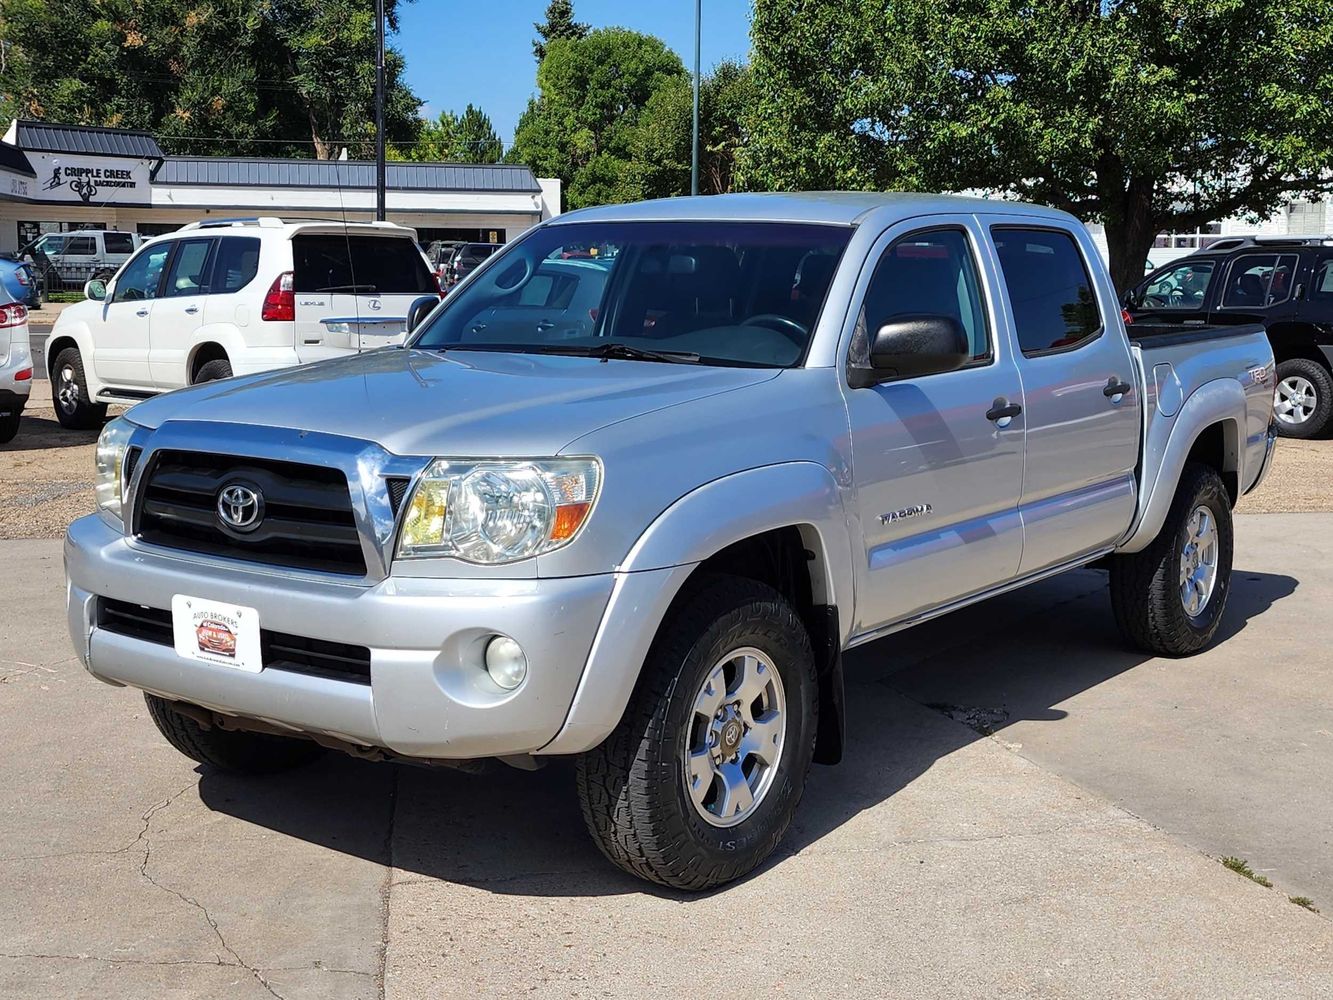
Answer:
[133,450,367,576]
[97,598,372,685]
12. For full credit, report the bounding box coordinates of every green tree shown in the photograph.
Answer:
[532,0,588,63]
[507,28,686,208]
[400,104,503,162]
[629,60,755,200]
[744,0,1333,292]
[0,0,422,160]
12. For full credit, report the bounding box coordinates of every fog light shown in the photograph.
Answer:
[485,635,527,690]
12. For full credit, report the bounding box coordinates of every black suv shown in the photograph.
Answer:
[444,242,500,288]
[1127,235,1333,438]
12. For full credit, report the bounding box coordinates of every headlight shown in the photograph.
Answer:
[94,417,136,522]
[397,458,601,563]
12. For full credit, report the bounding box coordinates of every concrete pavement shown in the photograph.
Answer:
[2,517,1331,998]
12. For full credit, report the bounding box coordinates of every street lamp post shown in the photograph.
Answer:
[374,0,386,221]
[691,0,700,197]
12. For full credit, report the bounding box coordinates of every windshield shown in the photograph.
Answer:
[411,221,853,367]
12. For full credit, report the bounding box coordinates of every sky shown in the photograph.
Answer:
[395,0,754,144]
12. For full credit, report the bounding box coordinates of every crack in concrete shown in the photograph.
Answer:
[0,783,194,865]
[376,766,399,1000]
[0,952,378,979]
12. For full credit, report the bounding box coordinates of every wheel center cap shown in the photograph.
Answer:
[721,719,743,753]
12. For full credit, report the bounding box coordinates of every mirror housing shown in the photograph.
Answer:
[850,314,970,388]
[406,294,439,335]
[84,279,107,302]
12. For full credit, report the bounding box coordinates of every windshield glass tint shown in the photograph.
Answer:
[293,235,435,294]
[412,221,853,367]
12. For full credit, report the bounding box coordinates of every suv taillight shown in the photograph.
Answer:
[1121,307,1134,326]
[0,304,27,328]
[261,271,294,322]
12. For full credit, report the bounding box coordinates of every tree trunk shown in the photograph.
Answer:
[1101,179,1158,296]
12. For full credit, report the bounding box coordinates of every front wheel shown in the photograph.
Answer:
[1273,358,1333,439]
[1109,462,1234,656]
[52,347,107,430]
[576,576,818,891]
[145,693,323,774]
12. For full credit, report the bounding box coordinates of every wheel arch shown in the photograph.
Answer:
[186,338,232,383]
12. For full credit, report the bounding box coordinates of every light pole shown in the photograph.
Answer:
[691,0,700,196]
[374,0,386,221]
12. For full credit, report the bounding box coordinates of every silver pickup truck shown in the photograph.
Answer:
[65,193,1276,890]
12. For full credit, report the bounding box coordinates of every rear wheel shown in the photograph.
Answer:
[144,693,323,774]
[192,358,233,385]
[576,576,818,890]
[1110,462,1234,656]
[52,347,107,430]
[1273,358,1333,438]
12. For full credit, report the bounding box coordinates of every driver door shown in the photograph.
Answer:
[93,242,172,388]
[1130,258,1220,326]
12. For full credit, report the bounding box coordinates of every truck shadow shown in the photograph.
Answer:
[196,566,1297,899]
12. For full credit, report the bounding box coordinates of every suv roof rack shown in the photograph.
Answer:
[1195,233,1333,253]
[178,217,288,231]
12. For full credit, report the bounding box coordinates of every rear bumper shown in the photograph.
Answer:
[64,513,636,758]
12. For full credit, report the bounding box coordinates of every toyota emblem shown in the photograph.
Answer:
[217,484,264,533]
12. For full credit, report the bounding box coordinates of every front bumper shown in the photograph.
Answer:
[65,513,628,758]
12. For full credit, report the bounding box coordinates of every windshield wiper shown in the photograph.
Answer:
[536,342,701,364]
[317,283,378,293]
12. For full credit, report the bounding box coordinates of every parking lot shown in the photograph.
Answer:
[3,397,1332,996]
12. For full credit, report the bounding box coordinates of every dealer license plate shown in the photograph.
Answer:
[171,596,263,673]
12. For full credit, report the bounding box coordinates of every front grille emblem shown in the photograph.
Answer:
[217,483,264,533]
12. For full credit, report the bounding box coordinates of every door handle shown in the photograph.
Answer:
[986,397,1022,428]
[135,308,149,317]
[184,305,199,315]
[1104,377,1133,401]
[535,319,555,331]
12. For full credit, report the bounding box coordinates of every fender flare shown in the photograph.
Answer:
[1119,378,1245,553]
[185,325,247,381]
[538,462,856,757]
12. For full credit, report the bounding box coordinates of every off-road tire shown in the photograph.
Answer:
[192,358,233,385]
[1273,358,1333,439]
[0,411,19,444]
[51,346,107,430]
[575,575,818,891]
[1109,462,1234,656]
[144,693,323,774]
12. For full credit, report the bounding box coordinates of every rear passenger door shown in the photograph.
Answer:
[844,220,1026,633]
[149,237,214,387]
[988,223,1141,574]
[1210,252,1302,328]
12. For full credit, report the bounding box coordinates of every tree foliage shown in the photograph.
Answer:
[744,0,1333,291]
[629,60,756,200]
[0,0,422,159]
[508,28,686,208]
[398,103,503,163]
[532,0,588,63]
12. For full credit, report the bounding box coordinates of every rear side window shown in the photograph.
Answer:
[1220,253,1299,308]
[104,232,135,254]
[64,236,96,256]
[992,228,1102,356]
[292,235,435,294]
[1311,257,1333,300]
[164,238,213,297]
[211,237,261,294]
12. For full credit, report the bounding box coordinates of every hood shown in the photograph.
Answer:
[125,348,779,457]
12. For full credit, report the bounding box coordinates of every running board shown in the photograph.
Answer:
[96,388,158,402]
[844,546,1115,650]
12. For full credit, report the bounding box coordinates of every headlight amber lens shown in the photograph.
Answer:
[396,458,600,563]
[93,418,135,521]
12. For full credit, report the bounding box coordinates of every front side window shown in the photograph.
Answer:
[992,228,1102,356]
[412,221,853,368]
[112,244,171,302]
[851,228,990,376]
[164,239,213,297]
[1220,253,1299,308]
[1140,260,1217,309]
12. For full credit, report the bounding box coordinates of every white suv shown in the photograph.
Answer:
[44,217,441,429]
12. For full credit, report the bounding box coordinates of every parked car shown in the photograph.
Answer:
[1126,234,1333,437]
[21,229,141,293]
[444,241,500,287]
[0,284,32,443]
[0,253,41,308]
[65,193,1275,891]
[43,217,441,429]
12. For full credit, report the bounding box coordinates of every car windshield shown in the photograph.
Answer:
[411,221,853,367]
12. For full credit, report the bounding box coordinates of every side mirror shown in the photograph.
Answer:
[406,294,439,335]
[851,314,969,387]
[84,279,107,302]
